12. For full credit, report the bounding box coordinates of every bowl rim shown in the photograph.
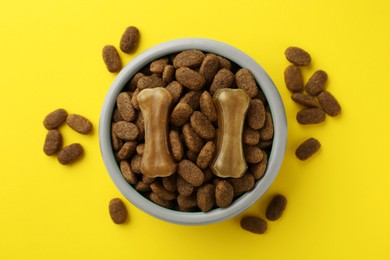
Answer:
[99,38,287,225]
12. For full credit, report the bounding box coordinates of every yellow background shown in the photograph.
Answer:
[1,0,389,259]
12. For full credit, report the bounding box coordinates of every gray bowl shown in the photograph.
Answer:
[99,38,287,225]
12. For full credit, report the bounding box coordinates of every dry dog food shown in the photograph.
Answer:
[284,65,303,93]
[295,138,321,160]
[296,107,326,125]
[102,45,122,73]
[43,108,68,130]
[285,46,311,66]
[109,198,128,224]
[317,91,341,117]
[57,143,84,165]
[43,130,62,156]
[266,194,287,221]
[305,70,328,96]
[120,26,140,54]
[111,49,274,212]
[291,93,318,107]
[66,114,93,134]
[240,216,268,234]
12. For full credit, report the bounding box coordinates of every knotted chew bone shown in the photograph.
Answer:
[137,87,177,177]
[211,89,250,178]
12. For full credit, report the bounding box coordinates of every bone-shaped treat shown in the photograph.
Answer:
[211,89,250,178]
[137,87,177,177]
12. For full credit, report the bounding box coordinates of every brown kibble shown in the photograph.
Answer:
[266,194,287,221]
[43,129,62,156]
[248,152,268,180]
[295,138,321,160]
[235,68,258,98]
[142,175,155,185]
[57,143,84,165]
[162,65,175,83]
[317,91,341,117]
[228,173,255,196]
[285,46,311,66]
[243,126,260,145]
[170,102,193,127]
[136,143,144,155]
[190,111,215,140]
[43,108,67,130]
[246,99,266,130]
[199,53,220,83]
[134,112,144,140]
[305,70,328,96]
[200,91,217,123]
[244,145,264,164]
[131,88,140,110]
[112,108,123,123]
[165,81,183,104]
[291,93,318,107]
[169,130,184,161]
[66,114,93,134]
[296,108,326,125]
[116,141,137,160]
[240,216,267,234]
[197,184,215,212]
[196,141,216,169]
[135,181,151,192]
[258,139,273,149]
[120,26,140,54]
[173,50,205,68]
[217,56,231,70]
[150,58,169,74]
[137,75,166,90]
[210,69,234,95]
[180,91,202,111]
[162,174,177,192]
[102,45,122,73]
[182,123,204,153]
[177,176,194,196]
[175,67,205,90]
[177,194,197,210]
[120,160,138,185]
[128,72,145,91]
[259,112,274,140]
[117,92,136,122]
[185,150,198,163]
[215,180,234,208]
[130,154,142,174]
[111,129,123,152]
[109,198,128,224]
[112,121,139,140]
[284,65,303,93]
[150,182,176,201]
[177,160,205,187]
[150,192,173,209]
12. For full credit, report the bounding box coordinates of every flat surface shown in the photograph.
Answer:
[1,0,389,259]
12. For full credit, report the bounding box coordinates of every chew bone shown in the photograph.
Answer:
[137,87,177,177]
[211,89,250,178]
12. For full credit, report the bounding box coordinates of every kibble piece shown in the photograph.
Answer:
[216,55,231,70]
[130,154,142,174]
[173,50,205,68]
[150,182,176,201]
[215,180,234,208]
[291,93,318,107]
[285,46,311,66]
[182,123,205,153]
[296,108,326,125]
[43,108,67,130]
[235,68,258,98]
[43,129,62,156]
[165,81,183,104]
[112,121,139,140]
[137,75,166,90]
[210,69,234,95]
[170,102,193,127]
[111,129,123,152]
[305,70,328,96]
[142,175,155,185]
[317,91,341,117]
[136,143,144,155]
[197,184,215,212]
[177,176,194,196]
[102,45,122,73]
[120,160,138,185]
[134,112,145,140]
[66,114,93,135]
[131,88,140,110]
[175,67,205,90]
[113,108,123,122]
[185,150,198,163]
[190,111,215,140]
[228,173,255,196]
[120,26,140,54]
[128,72,145,91]
[135,181,151,192]
[116,141,137,160]
[258,139,273,149]
[150,192,173,209]
[177,160,205,187]
[259,112,274,140]
[295,138,321,160]
[180,91,202,111]
[196,141,216,169]
[243,126,260,145]
[200,91,217,123]
[248,152,268,180]
[150,58,169,74]
[266,194,287,221]
[162,65,175,83]
[57,143,84,165]
[117,92,136,122]
[199,53,220,83]
[284,65,303,93]
[169,130,184,161]
[240,216,267,234]
[177,194,197,210]
[244,145,264,164]
[246,99,266,130]
[109,198,128,224]
[162,174,177,192]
